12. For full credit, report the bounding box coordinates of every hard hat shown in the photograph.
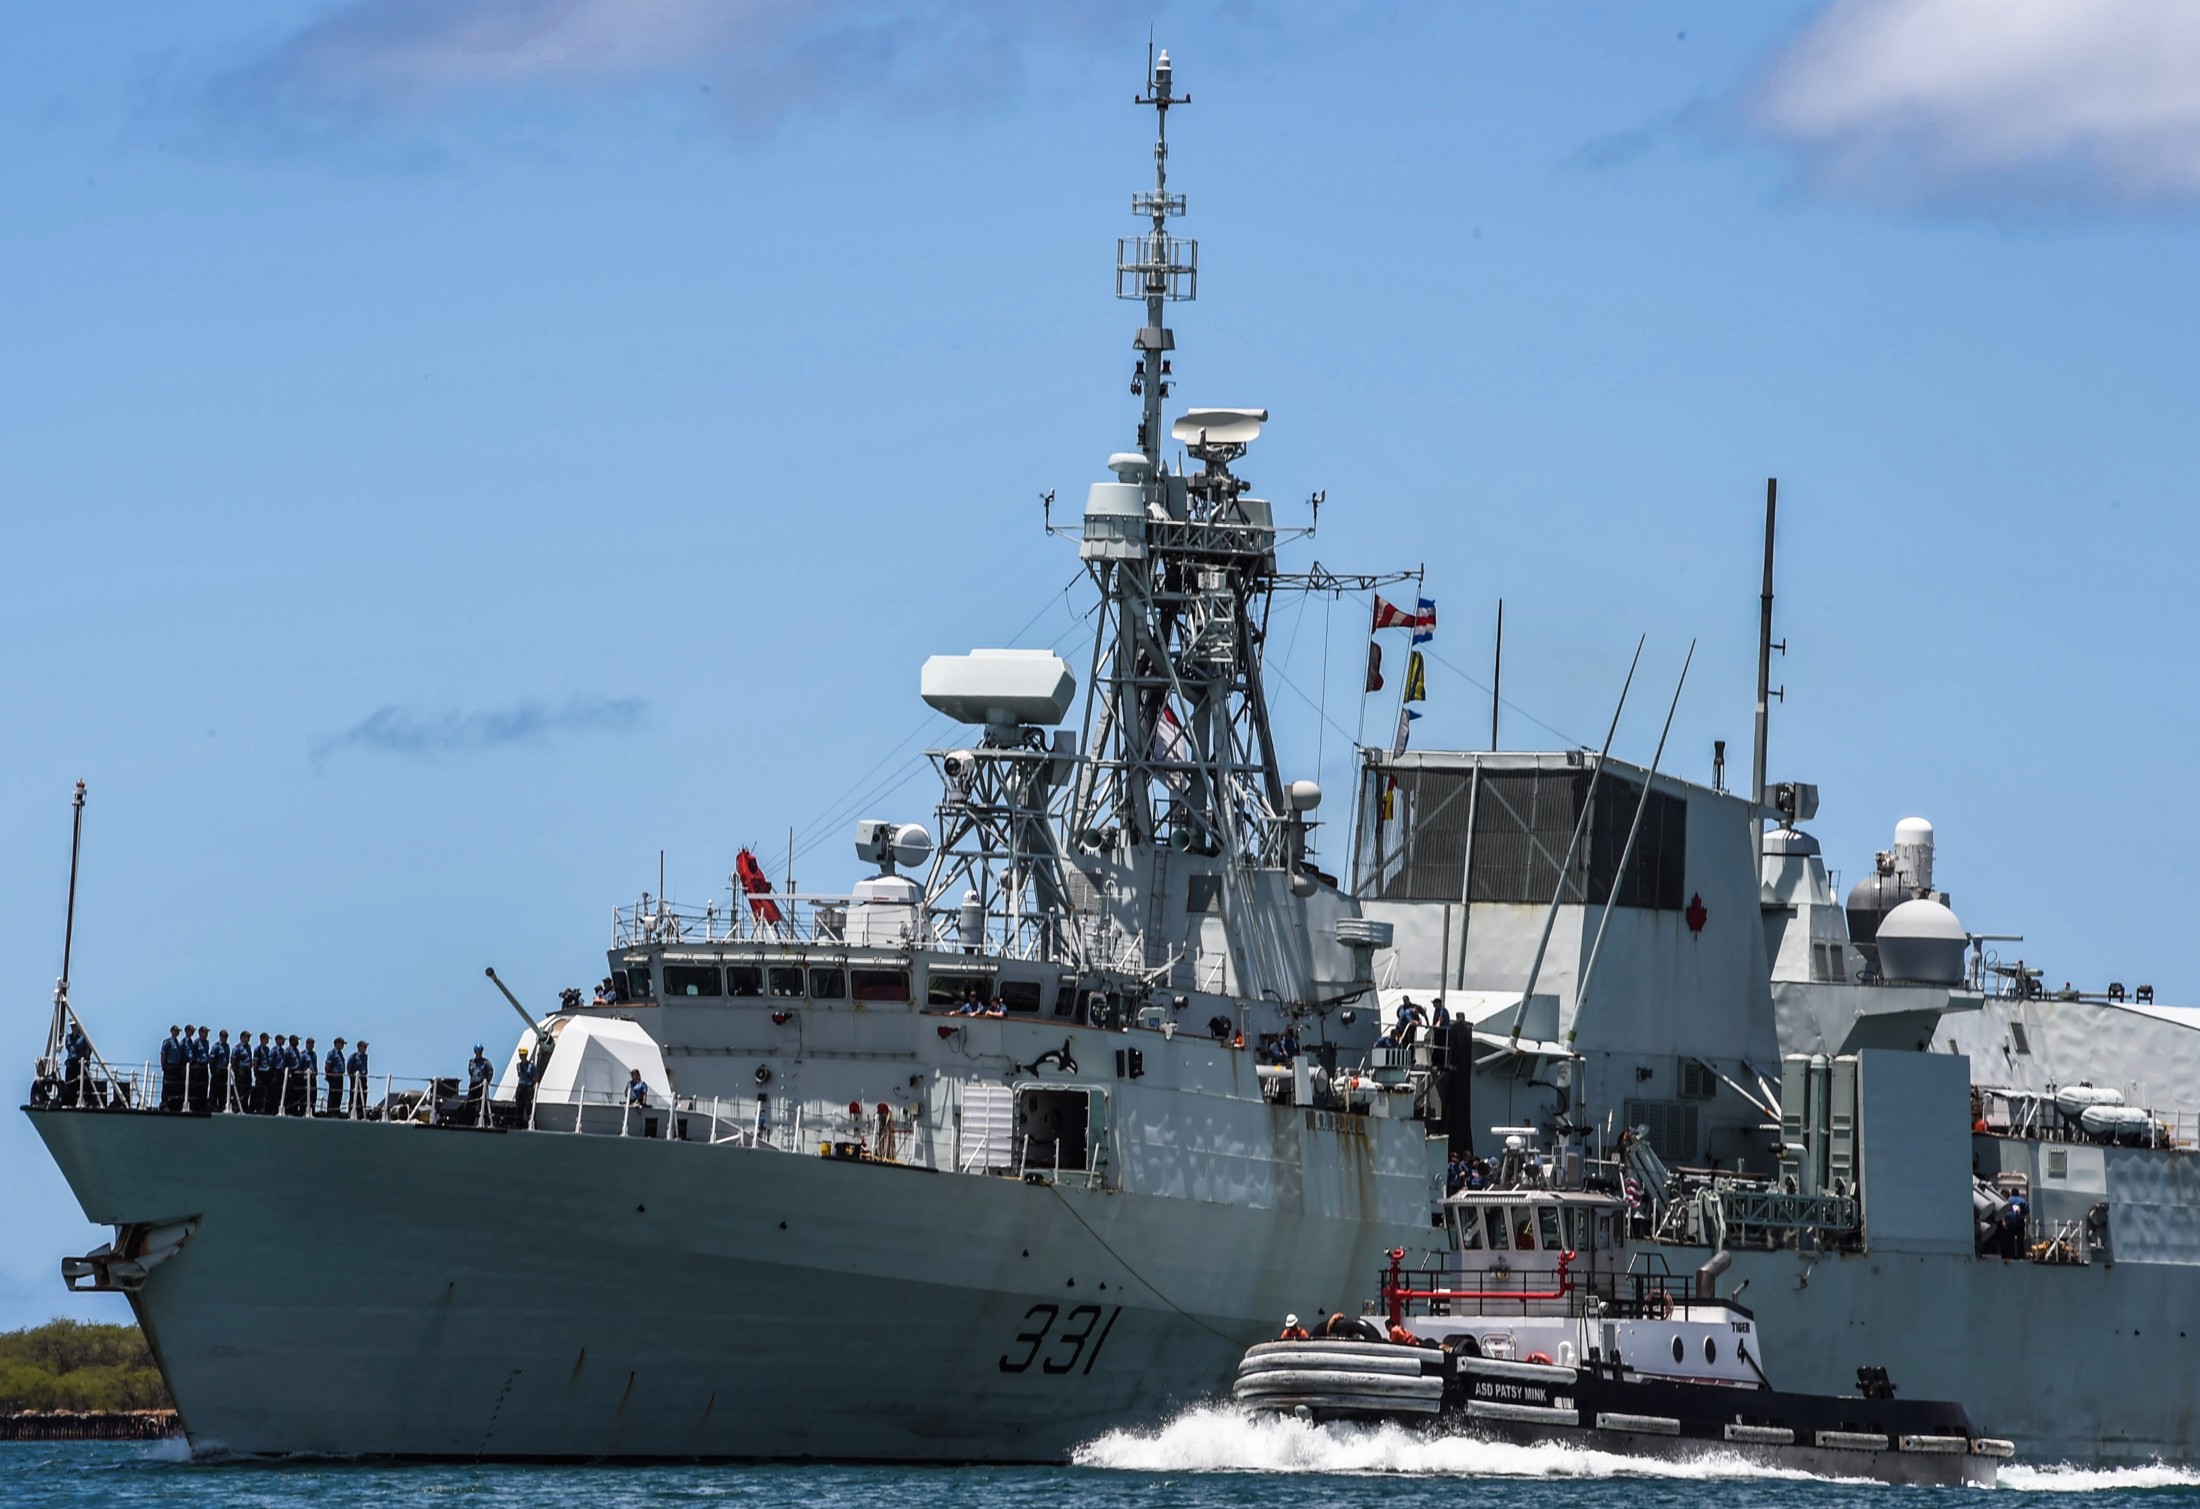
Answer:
[473,1043,484,1052]
[1285,1313,1299,1327]
[518,1047,529,1057]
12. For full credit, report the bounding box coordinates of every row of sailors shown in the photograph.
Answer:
[153,1024,370,1117]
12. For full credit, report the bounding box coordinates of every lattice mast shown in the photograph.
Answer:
[1063,51,1305,1001]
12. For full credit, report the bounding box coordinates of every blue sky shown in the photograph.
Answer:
[4,1,2197,1328]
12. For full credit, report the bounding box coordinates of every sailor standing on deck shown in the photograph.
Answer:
[514,1047,536,1126]
[187,1026,211,1113]
[283,1033,305,1117]
[266,1034,288,1114]
[251,1033,275,1113]
[210,1031,231,1114]
[298,1037,318,1117]
[347,1041,370,1118]
[467,1045,493,1125]
[325,1038,348,1118]
[63,1023,90,1107]
[159,1026,184,1111]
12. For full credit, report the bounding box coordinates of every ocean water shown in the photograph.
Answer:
[6,1407,2199,1509]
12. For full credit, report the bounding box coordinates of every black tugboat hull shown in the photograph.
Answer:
[1455,1414,1997,1488]
[1234,1343,2009,1487]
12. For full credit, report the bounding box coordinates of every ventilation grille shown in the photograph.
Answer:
[1625,1098,1700,1164]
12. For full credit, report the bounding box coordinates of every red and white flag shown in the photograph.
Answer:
[1371,595,1436,635]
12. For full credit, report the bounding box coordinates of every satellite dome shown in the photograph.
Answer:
[1876,897,1967,985]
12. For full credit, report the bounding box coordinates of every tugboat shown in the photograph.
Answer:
[1234,1132,2014,1486]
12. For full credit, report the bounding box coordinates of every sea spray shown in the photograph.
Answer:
[1073,1403,1818,1481]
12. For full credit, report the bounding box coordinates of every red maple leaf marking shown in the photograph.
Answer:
[1686,892,1708,933]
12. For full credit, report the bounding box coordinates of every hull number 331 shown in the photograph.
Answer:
[998,1303,1122,1375]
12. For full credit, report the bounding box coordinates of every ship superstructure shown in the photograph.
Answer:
[24,52,2200,1467]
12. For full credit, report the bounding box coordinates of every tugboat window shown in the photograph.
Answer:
[1458,1210,1483,1250]
[768,967,805,998]
[1705,1336,1718,1365]
[726,966,764,998]
[808,967,847,1000]
[1484,1207,1508,1251]
[1671,1336,1685,1364]
[1537,1207,1562,1251]
[1513,1209,1535,1250]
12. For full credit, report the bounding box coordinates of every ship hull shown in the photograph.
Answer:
[1727,1245,2199,1468]
[28,1106,1418,1461]
[31,1105,2200,1465]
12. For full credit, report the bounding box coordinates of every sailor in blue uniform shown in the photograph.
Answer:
[63,1023,91,1106]
[347,1040,370,1118]
[297,1037,318,1117]
[467,1045,493,1125]
[231,1029,254,1113]
[277,1035,299,1115]
[251,1032,275,1113]
[186,1025,211,1113]
[325,1038,348,1118]
[210,1031,231,1114]
[159,1026,184,1111]
[514,1046,537,1126]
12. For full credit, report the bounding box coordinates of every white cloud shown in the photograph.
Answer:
[1756,0,2200,203]
[207,0,1130,140]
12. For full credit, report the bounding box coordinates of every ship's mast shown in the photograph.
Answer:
[1132,49,1187,468]
[1062,51,1304,1001]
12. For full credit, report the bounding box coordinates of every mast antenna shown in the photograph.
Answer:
[1751,477,1784,818]
[1121,45,1193,466]
[44,781,88,1070]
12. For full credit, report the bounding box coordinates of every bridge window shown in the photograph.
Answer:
[1456,1209,1483,1250]
[1512,1208,1535,1251]
[768,967,805,998]
[1483,1206,1507,1251]
[622,960,654,1000]
[1000,979,1044,1013]
[808,967,847,1001]
[1357,764,1686,909]
[927,972,993,1008]
[852,968,910,1003]
[663,964,718,997]
[726,966,764,998]
[1537,1207,1562,1251]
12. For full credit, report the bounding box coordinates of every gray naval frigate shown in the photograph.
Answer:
[25,52,2200,1466]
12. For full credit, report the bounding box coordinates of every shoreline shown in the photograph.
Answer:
[1,1410,178,1442]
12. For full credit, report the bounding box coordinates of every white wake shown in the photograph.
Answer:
[1073,1403,1816,1481]
[1999,1462,2200,1493]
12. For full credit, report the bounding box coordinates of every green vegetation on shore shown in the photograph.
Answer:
[0,1320,171,1412]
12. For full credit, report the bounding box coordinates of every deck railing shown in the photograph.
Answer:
[28,1061,957,1169]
